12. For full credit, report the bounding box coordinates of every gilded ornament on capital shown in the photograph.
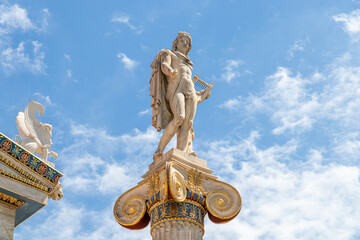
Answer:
[147,172,160,197]
[169,171,186,202]
[186,169,205,194]
[159,175,168,202]
[180,202,187,216]
[149,199,206,232]
[169,201,178,216]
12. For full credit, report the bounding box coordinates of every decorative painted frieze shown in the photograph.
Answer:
[0,133,62,185]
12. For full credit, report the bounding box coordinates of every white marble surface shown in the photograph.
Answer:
[0,175,48,204]
[151,220,203,240]
[0,203,16,240]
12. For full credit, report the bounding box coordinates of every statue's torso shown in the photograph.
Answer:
[165,51,194,100]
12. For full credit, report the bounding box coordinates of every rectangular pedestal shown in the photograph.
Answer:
[141,148,217,185]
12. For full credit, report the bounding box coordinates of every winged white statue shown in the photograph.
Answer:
[15,100,58,161]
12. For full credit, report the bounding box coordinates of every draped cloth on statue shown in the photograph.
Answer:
[150,49,172,131]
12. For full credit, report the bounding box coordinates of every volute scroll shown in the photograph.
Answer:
[204,180,242,224]
[113,183,150,230]
[168,163,187,202]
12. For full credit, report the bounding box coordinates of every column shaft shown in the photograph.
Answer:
[0,203,16,240]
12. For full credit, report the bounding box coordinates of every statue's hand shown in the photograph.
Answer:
[200,89,211,100]
[170,69,178,79]
[196,82,214,104]
[203,90,211,100]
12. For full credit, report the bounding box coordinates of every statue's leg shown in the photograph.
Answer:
[42,148,48,161]
[155,91,185,156]
[186,128,195,155]
[177,92,197,153]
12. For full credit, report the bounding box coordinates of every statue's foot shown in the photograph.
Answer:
[189,151,197,157]
[153,150,163,160]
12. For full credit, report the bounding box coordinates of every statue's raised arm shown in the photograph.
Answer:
[150,32,213,160]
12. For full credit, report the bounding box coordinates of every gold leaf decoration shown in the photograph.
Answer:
[186,169,205,194]
[0,193,25,208]
[147,172,160,197]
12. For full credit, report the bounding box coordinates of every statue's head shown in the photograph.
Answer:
[172,32,192,55]
[50,183,63,201]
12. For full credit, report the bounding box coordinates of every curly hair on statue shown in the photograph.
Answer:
[172,32,192,55]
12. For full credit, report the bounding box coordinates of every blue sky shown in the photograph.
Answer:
[1,0,360,239]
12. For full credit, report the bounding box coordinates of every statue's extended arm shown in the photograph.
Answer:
[161,51,178,79]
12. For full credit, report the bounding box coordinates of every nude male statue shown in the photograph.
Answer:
[150,32,212,159]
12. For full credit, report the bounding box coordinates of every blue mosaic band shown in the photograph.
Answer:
[0,133,63,185]
[149,199,206,231]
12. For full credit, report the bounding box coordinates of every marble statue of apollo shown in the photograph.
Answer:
[150,32,212,159]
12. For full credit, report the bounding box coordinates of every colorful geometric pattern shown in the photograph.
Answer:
[0,132,62,185]
[146,191,160,209]
[150,200,206,230]
[186,189,206,206]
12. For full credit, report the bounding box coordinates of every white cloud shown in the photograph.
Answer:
[14,117,360,239]
[61,152,134,194]
[33,92,54,107]
[67,69,72,78]
[70,122,121,141]
[111,13,142,34]
[221,59,244,82]
[118,127,159,155]
[15,201,151,240]
[138,108,150,116]
[320,65,360,126]
[0,40,46,75]
[222,63,360,135]
[14,122,162,240]
[0,3,48,75]
[222,62,360,136]
[60,123,160,193]
[111,14,134,29]
[236,67,320,134]
[334,133,360,162]
[38,8,50,32]
[220,52,360,166]
[199,132,360,240]
[219,96,242,110]
[117,52,139,70]
[0,4,34,34]
[15,201,84,240]
[287,39,308,60]
[333,9,360,38]
[64,53,71,61]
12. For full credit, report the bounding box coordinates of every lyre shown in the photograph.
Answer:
[192,73,214,92]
